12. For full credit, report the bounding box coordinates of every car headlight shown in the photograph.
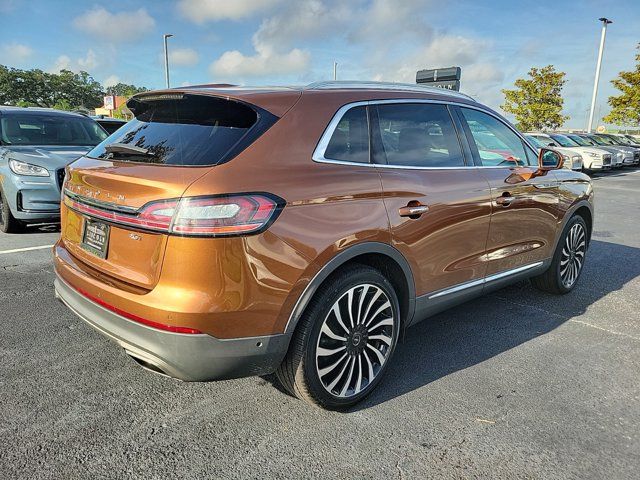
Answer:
[587,152,599,158]
[616,152,622,159]
[8,159,50,177]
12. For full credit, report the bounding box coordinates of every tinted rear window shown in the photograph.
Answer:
[324,106,369,163]
[87,95,263,166]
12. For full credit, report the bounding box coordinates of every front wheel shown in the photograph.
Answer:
[276,265,400,409]
[531,215,588,294]
[0,188,24,234]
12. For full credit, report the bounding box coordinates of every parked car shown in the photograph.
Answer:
[578,133,633,168]
[597,133,640,166]
[528,132,612,172]
[53,82,594,409]
[524,135,583,171]
[91,115,128,135]
[0,107,108,233]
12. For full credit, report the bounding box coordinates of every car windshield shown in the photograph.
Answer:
[566,134,591,147]
[549,134,578,148]
[588,135,609,146]
[594,135,617,145]
[525,135,545,149]
[0,113,108,146]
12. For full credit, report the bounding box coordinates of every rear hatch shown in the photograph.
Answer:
[60,91,283,290]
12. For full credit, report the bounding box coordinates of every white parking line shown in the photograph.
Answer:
[0,245,54,255]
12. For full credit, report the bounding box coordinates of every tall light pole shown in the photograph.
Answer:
[586,18,612,133]
[163,33,173,89]
[333,61,338,81]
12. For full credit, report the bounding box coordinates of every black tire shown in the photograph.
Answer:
[531,214,588,294]
[276,265,401,409]
[0,188,24,234]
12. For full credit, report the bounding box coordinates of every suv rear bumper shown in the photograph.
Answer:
[54,275,290,381]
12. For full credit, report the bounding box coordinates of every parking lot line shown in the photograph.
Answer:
[0,245,54,255]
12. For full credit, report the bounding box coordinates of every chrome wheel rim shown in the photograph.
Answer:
[315,284,395,398]
[560,223,586,288]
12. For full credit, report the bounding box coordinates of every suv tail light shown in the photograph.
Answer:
[64,193,284,237]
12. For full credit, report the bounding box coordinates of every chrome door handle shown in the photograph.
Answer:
[495,195,515,207]
[399,203,429,217]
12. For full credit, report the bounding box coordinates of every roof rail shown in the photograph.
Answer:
[305,81,475,101]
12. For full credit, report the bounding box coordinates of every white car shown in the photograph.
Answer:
[524,135,583,171]
[528,132,612,172]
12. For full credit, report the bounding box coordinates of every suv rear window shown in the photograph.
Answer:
[87,94,273,166]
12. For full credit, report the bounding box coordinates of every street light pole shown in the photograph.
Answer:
[163,33,173,89]
[586,18,612,133]
[333,61,337,81]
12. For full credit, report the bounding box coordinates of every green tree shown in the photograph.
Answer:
[501,65,569,131]
[105,82,149,97]
[0,65,104,110]
[603,44,640,127]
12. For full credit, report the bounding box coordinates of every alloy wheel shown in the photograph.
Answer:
[315,284,395,398]
[560,223,586,288]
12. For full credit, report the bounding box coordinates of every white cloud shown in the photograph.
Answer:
[253,0,349,51]
[77,49,98,70]
[169,48,199,67]
[50,49,99,73]
[51,55,72,73]
[210,43,310,78]
[103,75,120,88]
[73,7,155,42]
[178,0,282,23]
[0,42,33,65]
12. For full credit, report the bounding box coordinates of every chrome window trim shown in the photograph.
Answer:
[427,261,544,300]
[312,99,540,170]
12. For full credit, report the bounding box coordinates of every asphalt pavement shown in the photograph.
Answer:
[1,169,639,479]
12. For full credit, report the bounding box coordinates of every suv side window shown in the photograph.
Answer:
[460,108,533,167]
[373,103,465,167]
[324,106,369,163]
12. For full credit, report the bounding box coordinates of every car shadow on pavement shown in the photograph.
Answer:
[346,239,640,410]
[247,238,634,412]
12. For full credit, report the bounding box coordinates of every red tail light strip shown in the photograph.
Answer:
[63,191,284,237]
[63,196,173,232]
[72,283,203,334]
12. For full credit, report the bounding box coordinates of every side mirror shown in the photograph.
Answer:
[538,148,563,170]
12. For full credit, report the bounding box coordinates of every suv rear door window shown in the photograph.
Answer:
[372,103,464,167]
[324,106,369,163]
[460,108,533,166]
[87,94,271,166]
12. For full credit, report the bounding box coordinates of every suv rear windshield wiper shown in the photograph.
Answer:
[104,143,154,158]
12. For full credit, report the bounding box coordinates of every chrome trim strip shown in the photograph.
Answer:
[428,278,484,299]
[312,99,539,171]
[64,189,139,214]
[427,261,544,300]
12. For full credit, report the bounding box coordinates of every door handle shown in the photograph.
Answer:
[399,203,429,218]
[495,194,515,207]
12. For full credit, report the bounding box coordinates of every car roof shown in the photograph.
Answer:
[0,105,88,118]
[134,81,480,117]
[179,81,474,100]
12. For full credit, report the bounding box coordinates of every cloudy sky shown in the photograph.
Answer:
[1,0,638,128]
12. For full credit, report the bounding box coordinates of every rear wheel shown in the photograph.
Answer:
[531,215,588,294]
[0,188,24,234]
[276,265,400,409]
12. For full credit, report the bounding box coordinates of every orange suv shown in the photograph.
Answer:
[54,82,593,409]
